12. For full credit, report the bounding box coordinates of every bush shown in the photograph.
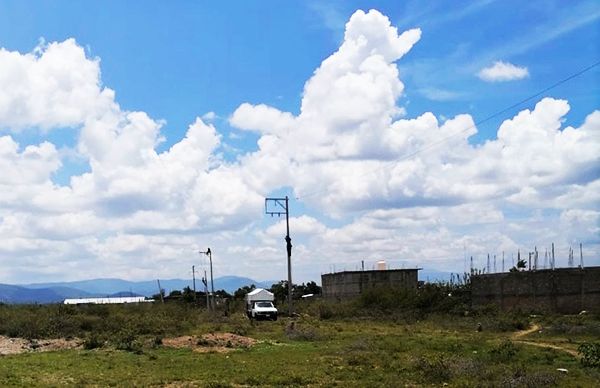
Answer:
[318,304,333,320]
[501,368,559,387]
[83,334,104,350]
[493,314,529,332]
[114,328,143,354]
[285,322,320,341]
[490,340,519,362]
[578,343,600,368]
[414,354,452,383]
[0,303,208,340]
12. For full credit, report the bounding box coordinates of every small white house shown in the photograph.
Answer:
[63,296,152,305]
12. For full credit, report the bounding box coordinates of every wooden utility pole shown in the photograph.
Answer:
[199,248,214,310]
[202,271,209,309]
[192,265,197,301]
[265,196,293,317]
[156,279,164,304]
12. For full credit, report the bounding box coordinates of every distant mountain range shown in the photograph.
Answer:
[0,276,276,304]
[0,270,459,304]
[419,269,454,283]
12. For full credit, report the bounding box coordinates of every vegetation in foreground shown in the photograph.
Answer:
[0,286,598,387]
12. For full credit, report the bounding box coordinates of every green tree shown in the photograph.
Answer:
[304,281,321,295]
[182,286,195,303]
[233,284,256,299]
[269,281,288,302]
[215,289,232,299]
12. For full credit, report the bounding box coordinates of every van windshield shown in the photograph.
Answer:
[256,302,273,308]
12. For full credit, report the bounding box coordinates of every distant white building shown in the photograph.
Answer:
[63,296,152,305]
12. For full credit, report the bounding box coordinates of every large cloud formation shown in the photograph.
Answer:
[0,10,598,283]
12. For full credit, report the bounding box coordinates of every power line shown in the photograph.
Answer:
[296,59,600,201]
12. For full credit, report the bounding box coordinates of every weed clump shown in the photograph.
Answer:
[285,322,320,341]
[414,354,452,383]
[501,368,559,387]
[114,328,143,354]
[490,340,519,362]
[83,333,104,350]
[578,342,600,368]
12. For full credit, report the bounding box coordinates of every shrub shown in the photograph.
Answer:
[318,304,334,320]
[494,315,529,332]
[414,354,452,383]
[501,368,559,387]
[114,328,143,354]
[490,340,519,362]
[578,342,600,368]
[152,335,163,347]
[285,323,320,341]
[83,334,104,350]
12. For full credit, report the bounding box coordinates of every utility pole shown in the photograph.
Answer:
[265,196,293,317]
[156,279,164,304]
[202,271,209,309]
[580,243,584,268]
[199,248,214,310]
[192,265,197,301]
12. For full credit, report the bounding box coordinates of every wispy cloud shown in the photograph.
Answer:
[476,2,600,67]
[397,0,497,29]
[418,87,465,101]
[307,1,347,41]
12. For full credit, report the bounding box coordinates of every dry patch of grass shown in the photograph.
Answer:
[0,335,81,355]
[162,332,257,353]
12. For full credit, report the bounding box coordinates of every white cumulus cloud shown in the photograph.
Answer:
[0,9,598,284]
[477,61,529,82]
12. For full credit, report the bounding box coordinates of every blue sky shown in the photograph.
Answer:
[0,1,598,284]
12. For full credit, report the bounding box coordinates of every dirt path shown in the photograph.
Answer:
[511,323,541,340]
[511,323,579,358]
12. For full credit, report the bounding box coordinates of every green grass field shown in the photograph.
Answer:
[1,302,599,387]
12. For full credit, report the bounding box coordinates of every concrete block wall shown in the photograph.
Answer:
[322,269,418,299]
[471,266,600,313]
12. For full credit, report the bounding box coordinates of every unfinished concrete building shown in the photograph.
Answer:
[471,266,600,313]
[322,268,419,299]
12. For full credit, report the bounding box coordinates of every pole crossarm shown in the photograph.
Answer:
[265,197,288,216]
